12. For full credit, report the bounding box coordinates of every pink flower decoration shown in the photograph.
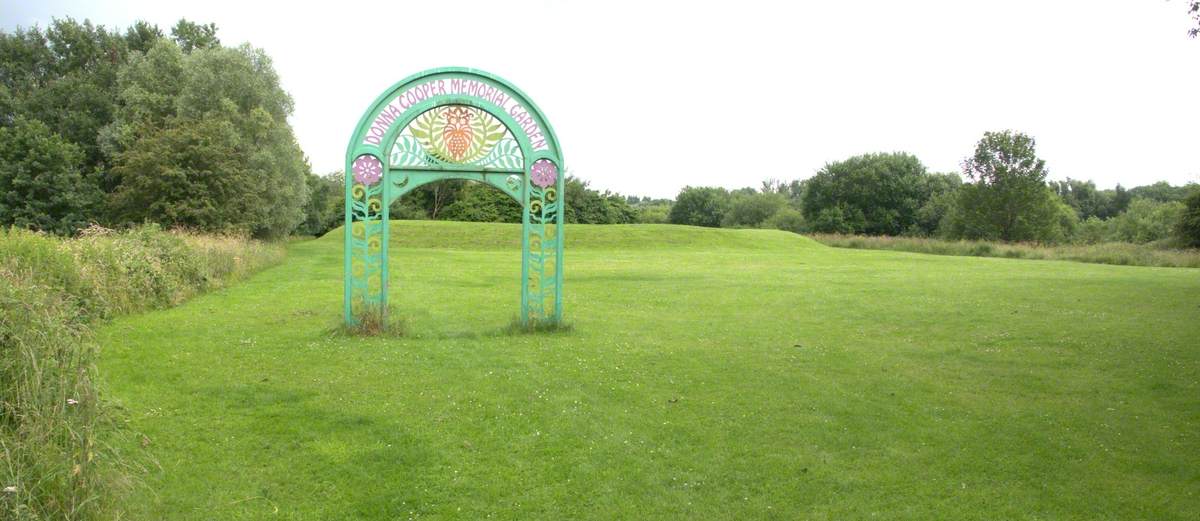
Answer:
[530,160,558,188]
[352,155,383,185]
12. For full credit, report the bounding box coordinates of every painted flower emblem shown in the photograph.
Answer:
[530,159,558,188]
[352,155,383,185]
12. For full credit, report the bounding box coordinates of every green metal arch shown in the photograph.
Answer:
[343,68,565,328]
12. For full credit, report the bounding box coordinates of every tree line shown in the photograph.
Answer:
[4,20,1197,248]
[666,131,1200,248]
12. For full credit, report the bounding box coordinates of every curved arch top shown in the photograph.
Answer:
[347,67,563,168]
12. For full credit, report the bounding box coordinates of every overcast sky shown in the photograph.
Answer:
[4,0,1198,198]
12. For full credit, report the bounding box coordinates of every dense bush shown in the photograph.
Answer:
[441,181,522,223]
[0,225,283,520]
[1109,198,1185,244]
[722,192,786,228]
[632,201,671,224]
[563,177,636,224]
[669,186,730,227]
[1052,179,1128,219]
[0,117,99,234]
[765,207,806,233]
[801,152,944,235]
[296,171,344,237]
[1178,190,1200,247]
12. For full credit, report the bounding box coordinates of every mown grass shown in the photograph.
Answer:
[809,233,1200,268]
[98,221,1200,520]
[0,225,284,521]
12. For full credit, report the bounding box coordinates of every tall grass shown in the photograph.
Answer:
[0,224,283,520]
[808,233,1200,268]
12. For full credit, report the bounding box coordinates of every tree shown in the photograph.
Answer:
[563,177,636,224]
[1177,189,1200,247]
[765,207,805,233]
[171,19,219,53]
[107,40,308,238]
[1109,198,1186,244]
[915,172,961,235]
[297,171,344,236]
[0,117,99,234]
[722,191,786,228]
[801,152,934,235]
[951,131,1064,242]
[1053,178,1110,220]
[1128,181,1195,203]
[440,181,522,223]
[668,186,730,227]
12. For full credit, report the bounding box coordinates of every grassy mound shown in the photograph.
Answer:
[320,220,825,252]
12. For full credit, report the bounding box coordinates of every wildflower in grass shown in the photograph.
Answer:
[2,485,15,493]
[67,398,79,405]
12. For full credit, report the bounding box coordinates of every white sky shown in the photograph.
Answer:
[4,0,1198,198]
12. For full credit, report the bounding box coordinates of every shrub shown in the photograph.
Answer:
[765,207,806,233]
[1174,190,1200,247]
[0,118,100,235]
[668,186,730,227]
[722,192,786,228]
[1109,198,1185,244]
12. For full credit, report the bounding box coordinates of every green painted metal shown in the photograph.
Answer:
[344,68,564,327]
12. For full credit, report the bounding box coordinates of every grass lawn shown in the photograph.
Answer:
[97,221,1200,520]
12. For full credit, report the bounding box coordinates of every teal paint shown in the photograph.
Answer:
[345,68,564,327]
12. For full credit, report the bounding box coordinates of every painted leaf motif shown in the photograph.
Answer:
[390,136,430,167]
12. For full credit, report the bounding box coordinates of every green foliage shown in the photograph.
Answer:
[563,177,636,224]
[1128,180,1196,203]
[668,186,730,227]
[947,131,1067,242]
[0,225,283,520]
[441,181,522,223]
[2,18,309,238]
[632,201,671,224]
[721,191,786,228]
[1052,178,1120,219]
[764,207,806,233]
[297,172,344,237]
[107,41,309,239]
[801,152,941,235]
[170,19,219,53]
[1177,189,1200,247]
[808,205,860,234]
[0,117,99,234]
[1107,198,1186,244]
[2,18,127,174]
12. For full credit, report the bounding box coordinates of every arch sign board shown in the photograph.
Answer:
[344,68,564,327]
